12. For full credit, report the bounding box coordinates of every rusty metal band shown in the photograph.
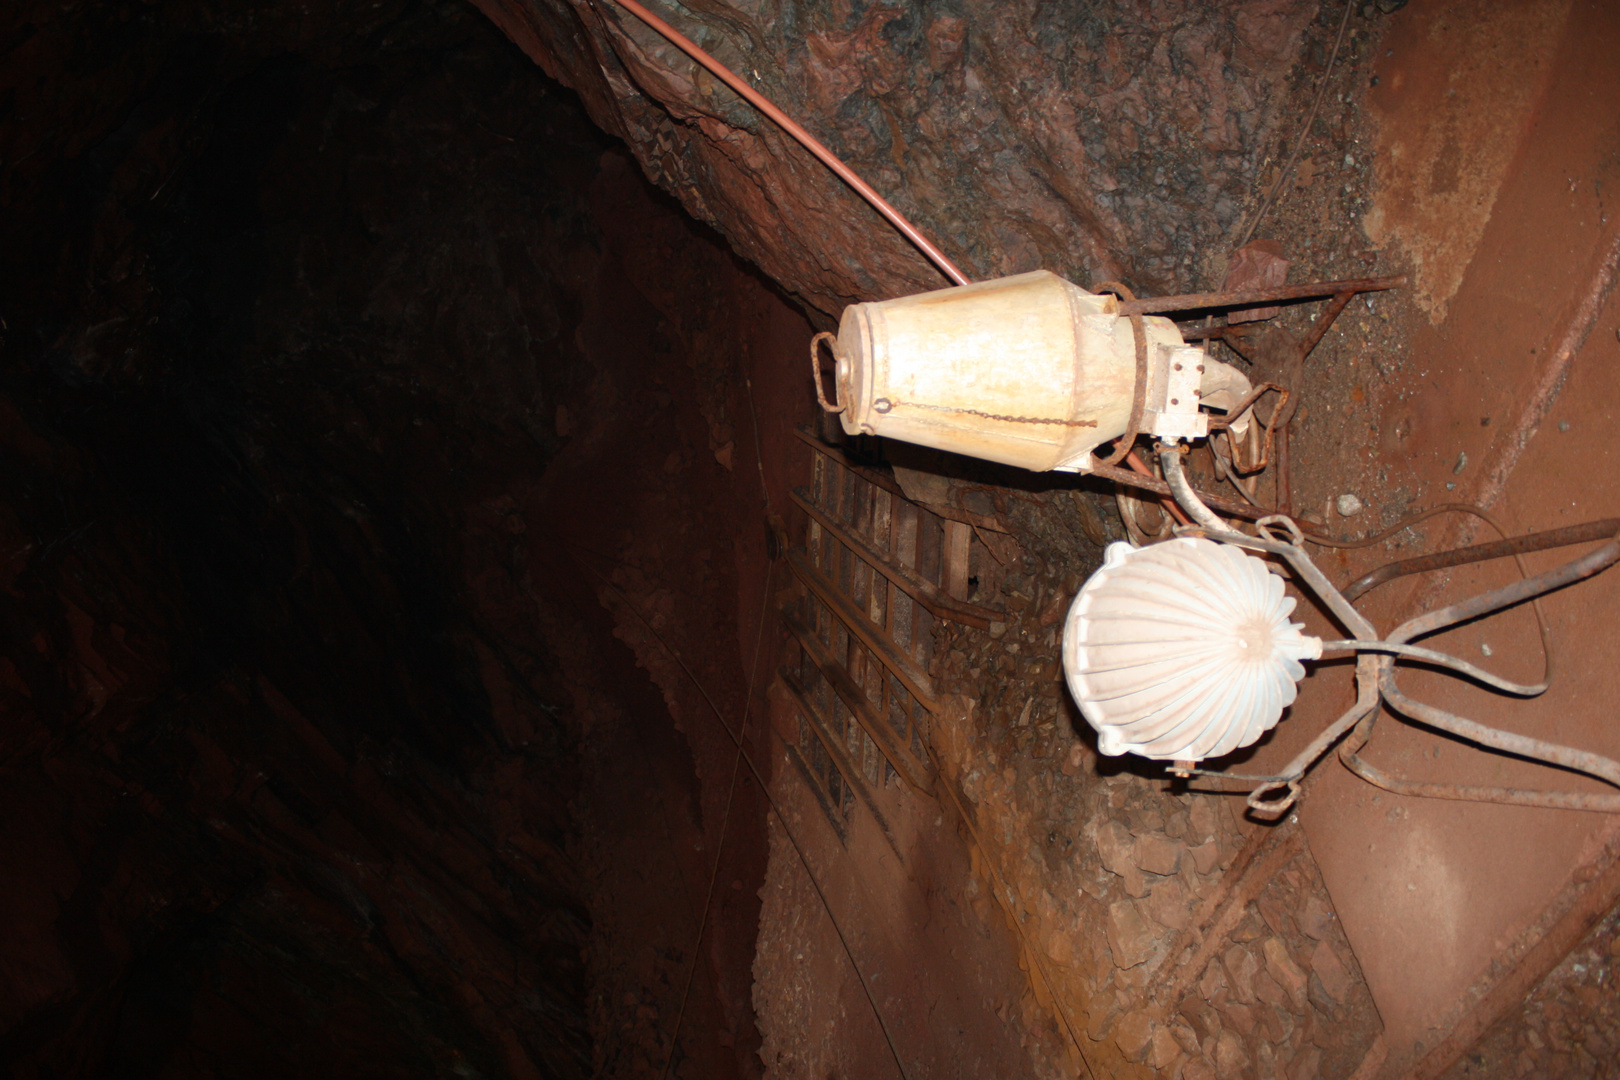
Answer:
[1091,280,1147,468]
[1341,736,1620,813]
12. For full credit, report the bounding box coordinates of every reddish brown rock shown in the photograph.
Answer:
[1257,1000,1290,1043]
[1180,996,1224,1044]
[1191,837,1224,875]
[1298,893,1335,940]
[1144,875,1192,931]
[1188,797,1222,843]
[1224,943,1261,1004]
[1135,833,1186,876]
[1149,1024,1185,1070]
[1309,939,1353,1007]
[1213,1029,1252,1079]
[1223,238,1291,321]
[473,0,1331,317]
[1097,819,1148,897]
[1114,1009,1157,1063]
[1264,936,1311,1012]
[1108,899,1163,969]
[1219,999,1258,1037]
[1289,1046,1323,1080]
[1171,1020,1204,1056]
[1185,1054,1220,1080]
[1254,968,1293,1013]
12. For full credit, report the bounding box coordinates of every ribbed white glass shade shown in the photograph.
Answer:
[1062,538,1322,762]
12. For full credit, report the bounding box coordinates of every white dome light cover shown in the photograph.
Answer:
[1062,538,1322,762]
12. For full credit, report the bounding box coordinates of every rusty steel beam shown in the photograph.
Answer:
[1343,517,1620,601]
[1403,828,1620,1080]
[1116,274,1406,316]
[1178,323,1260,342]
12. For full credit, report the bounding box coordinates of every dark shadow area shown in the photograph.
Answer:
[0,2,799,1076]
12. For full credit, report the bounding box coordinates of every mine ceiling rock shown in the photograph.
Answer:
[476,0,1331,315]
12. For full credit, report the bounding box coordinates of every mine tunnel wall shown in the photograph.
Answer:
[8,1,1620,1078]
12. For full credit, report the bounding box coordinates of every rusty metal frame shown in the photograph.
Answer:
[1343,516,1620,601]
[787,550,938,714]
[779,433,962,810]
[789,486,1001,629]
[793,427,1007,533]
[781,607,933,796]
[776,668,866,834]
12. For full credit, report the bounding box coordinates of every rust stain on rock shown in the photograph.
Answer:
[1362,0,1572,323]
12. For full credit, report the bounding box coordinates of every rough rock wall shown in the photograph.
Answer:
[474,0,1331,315]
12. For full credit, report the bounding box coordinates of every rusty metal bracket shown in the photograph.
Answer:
[1343,517,1620,601]
[1170,513,1620,815]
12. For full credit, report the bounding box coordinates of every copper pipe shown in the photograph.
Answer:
[604,0,970,288]
[1117,274,1406,316]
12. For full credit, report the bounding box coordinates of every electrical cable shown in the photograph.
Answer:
[1306,501,1506,549]
[1126,448,1191,527]
[600,0,969,287]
